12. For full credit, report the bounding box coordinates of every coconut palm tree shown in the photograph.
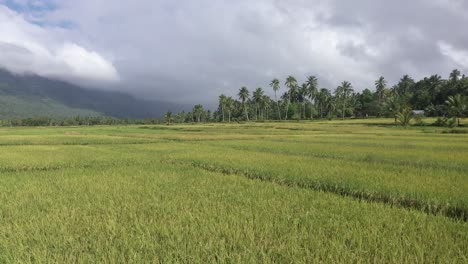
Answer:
[428,74,443,102]
[449,69,461,83]
[269,78,282,120]
[396,107,413,127]
[193,104,204,123]
[306,75,318,119]
[225,97,235,122]
[218,94,227,122]
[176,111,185,123]
[375,76,387,104]
[262,95,271,120]
[238,87,250,121]
[395,75,414,96]
[299,83,308,119]
[252,88,265,120]
[325,94,336,119]
[446,94,467,126]
[164,111,173,125]
[386,92,403,125]
[284,76,298,120]
[316,88,331,119]
[335,81,353,120]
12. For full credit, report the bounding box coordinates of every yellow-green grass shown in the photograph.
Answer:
[0,120,467,262]
[1,163,467,263]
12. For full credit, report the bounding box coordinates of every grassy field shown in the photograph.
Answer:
[0,119,467,262]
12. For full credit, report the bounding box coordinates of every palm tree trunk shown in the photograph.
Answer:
[275,91,281,121]
[255,106,258,120]
[342,103,345,120]
[222,106,225,122]
[243,103,249,121]
[302,101,306,119]
[302,100,306,119]
[310,100,314,120]
[277,102,281,120]
[275,91,281,120]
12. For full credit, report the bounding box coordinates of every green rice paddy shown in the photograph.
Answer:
[0,119,467,262]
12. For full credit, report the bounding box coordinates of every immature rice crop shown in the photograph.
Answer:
[0,120,467,263]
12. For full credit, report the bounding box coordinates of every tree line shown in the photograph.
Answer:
[2,69,467,127]
[0,116,164,127]
[168,69,468,126]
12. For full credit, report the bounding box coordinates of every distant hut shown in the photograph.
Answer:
[412,110,425,116]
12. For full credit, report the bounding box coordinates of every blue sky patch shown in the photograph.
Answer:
[1,0,56,13]
[0,0,75,29]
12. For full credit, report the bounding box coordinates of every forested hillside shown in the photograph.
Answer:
[0,69,179,119]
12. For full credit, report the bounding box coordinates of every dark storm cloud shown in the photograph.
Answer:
[1,0,468,106]
[323,0,468,77]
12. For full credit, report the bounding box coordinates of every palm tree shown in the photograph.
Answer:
[238,87,250,121]
[375,76,387,104]
[325,95,336,119]
[284,76,298,120]
[299,83,308,119]
[205,110,212,122]
[269,78,282,120]
[306,75,318,119]
[176,111,185,123]
[262,95,271,120]
[225,97,235,122]
[335,81,353,120]
[252,88,265,120]
[396,107,413,127]
[218,94,227,122]
[316,88,331,119]
[395,75,414,96]
[446,94,467,126]
[164,111,173,125]
[193,104,204,123]
[428,74,443,102]
[386,92,403,125]
[449,69,461,83]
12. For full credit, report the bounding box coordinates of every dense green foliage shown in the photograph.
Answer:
[0,120,467,262]
[176,70,468,126]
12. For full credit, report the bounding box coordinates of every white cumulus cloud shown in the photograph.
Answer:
[439,41,468,69]
[0,5,119,83]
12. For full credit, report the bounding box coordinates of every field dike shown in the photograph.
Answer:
[162,159,467,222]
[0,160,154,173]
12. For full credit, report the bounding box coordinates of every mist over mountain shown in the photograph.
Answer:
[0,69,181,119]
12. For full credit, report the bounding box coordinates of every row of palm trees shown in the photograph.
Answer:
[171,70,467,125]
[215,73,467,124]
[225,75,354,121]
[233,75,320,121]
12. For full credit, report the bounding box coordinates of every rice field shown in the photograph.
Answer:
[0,119,467,263]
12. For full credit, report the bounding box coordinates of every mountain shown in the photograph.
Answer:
[0,69,180,119]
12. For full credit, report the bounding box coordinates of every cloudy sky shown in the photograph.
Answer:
[1,0,468,105]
